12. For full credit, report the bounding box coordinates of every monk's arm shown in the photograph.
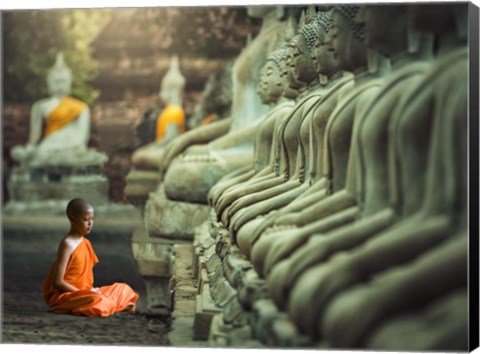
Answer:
[52,240,79,293]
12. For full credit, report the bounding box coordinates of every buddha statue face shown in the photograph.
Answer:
[408,4,453,35]
[325,12,352,71]
[285,35,316,90]
[160,56,186,106]
[257,65,271,104]
[311,17,337,78]
[264,61,284,103]
[47,53,72,97]
[280,55,300,100]
[357,5,408,55]
[47,70,72,97]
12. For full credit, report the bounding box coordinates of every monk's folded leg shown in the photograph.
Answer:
[50,291,104,316]
[99,282,139,312]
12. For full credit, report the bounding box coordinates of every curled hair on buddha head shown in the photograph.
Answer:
[66,198,93,220]
[299,19,321,50]
[317,10,333,34]
[333,5,365,41]
[267,43,289,70]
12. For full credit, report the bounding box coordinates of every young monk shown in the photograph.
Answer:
[43,198,139,317]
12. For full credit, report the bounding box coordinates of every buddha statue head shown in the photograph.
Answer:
[202,62,233,117]
[408,3,467,40]
[159,55,186,107]
[311,10,337,78]
[285,12,321,90]
[260,45,289,104]
[326,5,367,72]
[47,52,72,97]
[356,5,409,56]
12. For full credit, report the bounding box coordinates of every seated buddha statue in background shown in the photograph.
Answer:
[10,52,105,168]
[130,55,186,169]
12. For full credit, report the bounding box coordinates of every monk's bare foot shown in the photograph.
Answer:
[122,302,136,313]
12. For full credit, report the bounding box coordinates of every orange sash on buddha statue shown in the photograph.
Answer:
[155,104,186,141]
[43,238,139,317]
[201,113,218,126]
[43,96,87,138]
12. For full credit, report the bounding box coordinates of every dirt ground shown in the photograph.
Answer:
[1,215,171,347]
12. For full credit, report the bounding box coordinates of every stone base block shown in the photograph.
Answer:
[124,169,161,209]
[209,313,232,347]
[193,284,222,340]
[131,226,174,277]
[8,167,109,207]
[143,276,173,315]
[145,184,210,241]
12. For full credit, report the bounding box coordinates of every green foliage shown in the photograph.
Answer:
[3,9,111,104]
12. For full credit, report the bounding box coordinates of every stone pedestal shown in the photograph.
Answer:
[124,169,161,211]
[131,226,175,315]
[144,184,210,240]
[6,165,109,210]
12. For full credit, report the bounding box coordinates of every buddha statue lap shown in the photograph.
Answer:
[160,6,289,204]
[249,5,389,277]
[274,4,468,341]
[365,288,468,351]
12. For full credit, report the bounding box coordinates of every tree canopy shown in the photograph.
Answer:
[3,9,111,104]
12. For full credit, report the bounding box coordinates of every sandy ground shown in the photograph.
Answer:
[1,215,171,347]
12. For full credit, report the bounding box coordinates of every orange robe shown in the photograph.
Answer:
[201,113,218,126]
[43,96,87,138]
[43,238,139,317]
[155,104,185,142]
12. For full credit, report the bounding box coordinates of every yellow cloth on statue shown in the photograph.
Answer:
[155,105,186,142]
[201,113,218,126]
[44,96,88,138]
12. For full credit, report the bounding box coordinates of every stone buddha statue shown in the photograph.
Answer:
[188,63,233,130]
[207,41,297,209]
[157,6,289,205]
[131,55,186,169]
[10,52,104,168]
[7,52,109,209]
[263,4,431,291]
[228,9,360,257]
[318,4,469,349]
[266,3,467,342]
[248,5,389,276]
[212,10,320,224]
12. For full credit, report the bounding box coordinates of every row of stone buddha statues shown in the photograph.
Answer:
[7,2,469,350]
[137,3,468,350]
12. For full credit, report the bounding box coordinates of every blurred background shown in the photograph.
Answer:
[2,6,261,203]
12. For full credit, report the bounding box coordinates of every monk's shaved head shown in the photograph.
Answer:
[66,198,94,220]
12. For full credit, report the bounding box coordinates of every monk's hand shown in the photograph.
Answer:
[91,287,101,294]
